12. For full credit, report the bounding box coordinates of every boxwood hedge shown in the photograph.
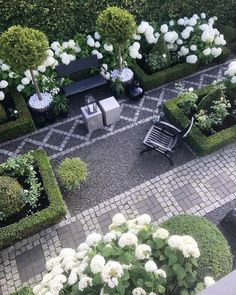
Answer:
[132,46,230,91]
[0,90,36,143]
[161,215,233,280]
[163,84,236,155]
[0,149,66,250]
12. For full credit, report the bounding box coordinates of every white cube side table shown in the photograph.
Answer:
[98,96,121,126]
[81,104,103,133]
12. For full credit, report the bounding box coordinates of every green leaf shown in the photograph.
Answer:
[137,279,144,287]
[157,285,166,294]
[168,254,178,266]
[144,281,153,288]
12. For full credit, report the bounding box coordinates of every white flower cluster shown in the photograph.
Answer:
[34,213,210,295]
[137,21,159,44]
[225,61,236,84]
[51,40,80,65]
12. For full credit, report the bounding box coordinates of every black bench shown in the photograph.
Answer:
[56,55,107,97]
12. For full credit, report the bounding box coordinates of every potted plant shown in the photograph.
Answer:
[0,26,51,113]
[52,94,69,118]
[97,6,136,85]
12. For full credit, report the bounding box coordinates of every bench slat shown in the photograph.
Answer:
[63,74,107,97]
[56,55,99,77]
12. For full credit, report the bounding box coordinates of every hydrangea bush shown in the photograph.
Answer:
[33,214,215,295]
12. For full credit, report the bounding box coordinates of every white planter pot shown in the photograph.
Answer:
[28,92,53,112]
[111,67,134,85]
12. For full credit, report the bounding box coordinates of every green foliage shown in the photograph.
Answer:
[0,152,42,206]
[52,95,69,117]
[161,215,233,280]
[0,90,36,143]
[11,287,33,295]
[178,92,198,115]
[0,26,49,72]
[111,77,125,97]
[0,176,24,219]
[0,104,7,123]
[146,35,171,73]
[0,150,66,250]
[197,88,225,112]
[164,84,236,155]
[57,157,88,192]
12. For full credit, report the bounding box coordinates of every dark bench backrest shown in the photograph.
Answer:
[56,55,99,78]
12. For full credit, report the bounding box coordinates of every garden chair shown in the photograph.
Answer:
[140,117,194,165]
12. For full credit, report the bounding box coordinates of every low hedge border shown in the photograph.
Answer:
[132,46,231,90]
[0,90,36,143]
[163,84,236,155]
[0,149,66,250]
[11,287,33,295]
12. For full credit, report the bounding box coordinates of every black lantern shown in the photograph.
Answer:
[128,80,144,100]
[84,94,97,115]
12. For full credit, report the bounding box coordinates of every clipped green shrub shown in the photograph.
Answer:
[57,157,88,192]
[97,6,136,70]
[11,287,33,295]
[0,176,24,217]
[0,104,7,123]
[0,150,66,250]
[146,34,171,73]
[197,87,225,112]
[161,215,233,280]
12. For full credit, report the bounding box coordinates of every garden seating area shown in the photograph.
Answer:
[1,1,236,295]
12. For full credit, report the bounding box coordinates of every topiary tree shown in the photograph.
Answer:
[0,176,24,219]
[0,25,49,101]
[97,6,136,71]
[161,214,233,280]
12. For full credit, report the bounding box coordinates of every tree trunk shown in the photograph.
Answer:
[118,46,122,73]
[30,69,43,101]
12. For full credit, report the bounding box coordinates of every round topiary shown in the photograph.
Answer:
[0,104,7,123]
[57,157,88,192]
[0,25,49,102]
[97,6,136,70]
[161,214,233,280]
[0,176,25,217]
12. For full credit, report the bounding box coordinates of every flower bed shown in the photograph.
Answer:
[0,90,35,143]
[163,69,236,155]
[0,149,66,250]
[33,213,217,295]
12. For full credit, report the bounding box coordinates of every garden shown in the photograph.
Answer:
[1,1,236,295]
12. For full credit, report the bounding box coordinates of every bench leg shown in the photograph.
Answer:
[164,152,174,166]
[140,147,154,155]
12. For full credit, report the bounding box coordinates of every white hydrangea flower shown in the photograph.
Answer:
[104,43,113,52]
[186,54,198,64]
[168,235,183,250]
[90,254,105,273]
[94,32,101,40]
[132,287,146,295]
[215,35,226,46]
[0,91,5,100]
[101,261,123,288]
[92,50,103,59]
[0,80,8,89]
[137,21,149,34]
[78,276,93,291]
[169,20,175,26]
[46,257,61,271]
[203,48,211,56]
[204,276,215,288]
[137,214,151,225]
[68,39,76,48]
[51,41,60,51]
[201,13,206,19]
[38,65,46,73]
[181,29,190,40]
[133,34,141,40]
[129,42,142,59]
[68,271,78,286]
[153,228,169,239]
[94,41,100,48]
[144,260,158,272]
[112,213,126,226]
[16,84,25,92]
[62,41,69,49]
[211,47,222,58]
[104,232,118,243]
[177,18,185,25]
[190,45,197,51]
[135,244,151,260]
[177,38,183,45]
[1,64,10,71]
[118,232,138,248]
[164,31,178,44]
[8,71,17,79]
[160,24,168,33]
[21,77,30,85]
[201,30,214,43]
[87,37,95,47]
[86,233,102,246]
[154,269,167,278]
[189,17,197,26]
[59,248,76,259]
[231,76,236,83]
[226,61,236,76]
[179,46,189,56]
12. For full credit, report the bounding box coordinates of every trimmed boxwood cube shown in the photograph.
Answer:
[0,149,66,250]
[163,84,236,155]
[0,90,36,143]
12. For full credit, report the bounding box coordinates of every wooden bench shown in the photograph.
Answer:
[56,55,107,97]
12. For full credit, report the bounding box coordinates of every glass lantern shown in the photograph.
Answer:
[84,94,97,115]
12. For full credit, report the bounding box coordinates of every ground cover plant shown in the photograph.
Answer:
[0,150,66,250]
[33,213,218,295]
[164,60,236,155]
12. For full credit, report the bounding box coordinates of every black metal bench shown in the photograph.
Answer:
[56,55,107,97]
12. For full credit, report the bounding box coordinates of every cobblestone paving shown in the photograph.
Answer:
[0,61,235,294]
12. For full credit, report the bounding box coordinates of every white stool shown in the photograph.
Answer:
[98,96,121,126]
[81,104,103,133]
